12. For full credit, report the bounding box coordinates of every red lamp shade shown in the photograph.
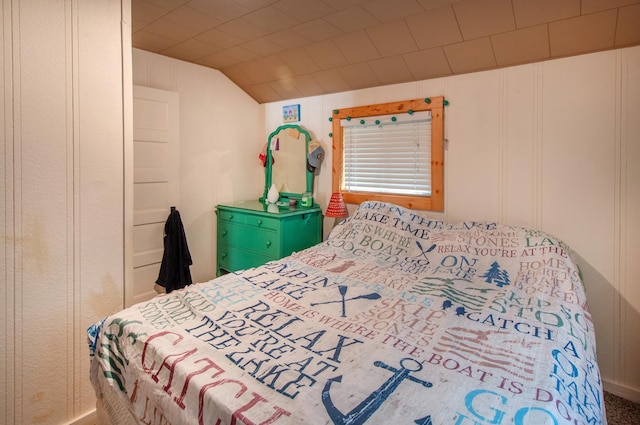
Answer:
[325,192,348,218]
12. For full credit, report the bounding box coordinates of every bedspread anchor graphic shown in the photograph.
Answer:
[322,358,433,425]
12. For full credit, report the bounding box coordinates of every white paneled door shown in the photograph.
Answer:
[128,86,179,307]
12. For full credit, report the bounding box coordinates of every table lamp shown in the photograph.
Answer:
[325,192,348,226]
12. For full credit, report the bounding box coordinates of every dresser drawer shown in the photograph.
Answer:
[219,210,278,230]
[218,222,281,255]
[218,245,275,273]
[218,209,244,224]
[245,215,278,230]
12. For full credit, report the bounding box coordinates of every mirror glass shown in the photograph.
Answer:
[271,127,307,194]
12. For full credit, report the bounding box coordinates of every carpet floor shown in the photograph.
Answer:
[605,391,640,424]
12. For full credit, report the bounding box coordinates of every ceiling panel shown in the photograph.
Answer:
[195,51,239,68]
[361,0,426,22]
[162,39,222,62]
[334,30,382,64]
[405,6,463,50]
[195,28,243,49]
[243,6,300,32]
[512,0,579,28]
[615,3,640,46]
[255,54,293,80]
[312,68,352,93]
[241,37,285,56]
[366,20,418,58]
[216,17,272,40]
[549,9,618,57]
[323,6,380,33]
[133,30,179,52]
[289,74,326,97]
[291,19,343,42]
[142,0,189,9]
[279,47,322,75]
[233,60,274,85]
[581,0,639,14]
[133,0,169,24]
[443,37,497,74]
[269,77,304,99]
[491,24,550,67]
[339,62,380,90]
[272,0,337,22]
[161,6,223,32]
[131,0,640,103]
[244,82,282,103]
[305,40,349,70]
[142,18,200,42]
[186,0,250,21]
[264,29,313,49]
[402,47,452,80]
[368,56,415,85]
[453,0,516,39]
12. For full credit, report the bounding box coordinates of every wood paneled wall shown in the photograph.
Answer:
[1,1,129,423]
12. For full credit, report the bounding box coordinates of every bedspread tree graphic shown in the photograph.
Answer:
[480,261,510,287]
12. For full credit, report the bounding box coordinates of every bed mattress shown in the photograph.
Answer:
[88,201,606,425]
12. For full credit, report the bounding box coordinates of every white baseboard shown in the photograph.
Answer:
[603,379,640,404]
[65,409,97,425]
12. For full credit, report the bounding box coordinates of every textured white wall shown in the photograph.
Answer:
[263,45,640,402]
[132,49,264,283]
[1,1,128,424]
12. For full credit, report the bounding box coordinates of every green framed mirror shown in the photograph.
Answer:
[261,124,314,205]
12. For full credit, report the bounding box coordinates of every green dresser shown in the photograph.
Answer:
[216,200,323,275]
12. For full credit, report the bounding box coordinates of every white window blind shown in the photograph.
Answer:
[341,111,432,196]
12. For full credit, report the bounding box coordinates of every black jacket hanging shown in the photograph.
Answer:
[156,207,192,293]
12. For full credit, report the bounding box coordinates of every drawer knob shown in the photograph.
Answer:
[221,253,227,258]
[222,230,227,236]
[258,219,263,225]
[229,215,234,220]
[265,241,272,247]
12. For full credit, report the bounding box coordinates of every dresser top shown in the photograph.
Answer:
[216,200,321,217]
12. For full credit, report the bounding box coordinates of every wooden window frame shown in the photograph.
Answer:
[332,96,444,211]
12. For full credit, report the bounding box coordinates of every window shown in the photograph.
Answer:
[332,97,445,211]
[342,111,432,196]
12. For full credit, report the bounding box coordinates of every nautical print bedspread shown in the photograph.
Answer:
[88,201,606,425]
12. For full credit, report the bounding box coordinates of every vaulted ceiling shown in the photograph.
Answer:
[132,0,640,103]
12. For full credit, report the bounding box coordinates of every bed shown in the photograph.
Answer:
[88,201,606,424]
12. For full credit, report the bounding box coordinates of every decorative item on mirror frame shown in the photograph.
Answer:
[283,104,300,123]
